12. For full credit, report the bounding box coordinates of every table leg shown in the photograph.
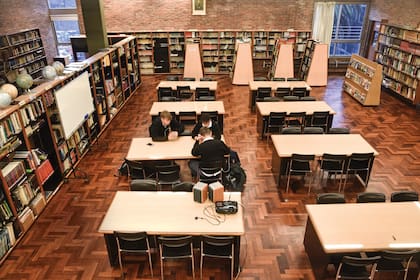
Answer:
[104,234,119,267]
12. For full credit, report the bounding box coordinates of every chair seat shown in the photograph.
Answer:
[339,264,371,279]
[376,259,405,271]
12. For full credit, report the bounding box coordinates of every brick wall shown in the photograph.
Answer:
[0,0,57,64]
[369,0,420,28]
[102,0,315,32]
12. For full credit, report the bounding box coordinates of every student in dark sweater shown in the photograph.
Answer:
[149,110,182,141]
[191,113,222,140]
[189,126,230,178]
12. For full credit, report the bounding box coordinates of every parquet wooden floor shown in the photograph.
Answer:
[0,75,419,280]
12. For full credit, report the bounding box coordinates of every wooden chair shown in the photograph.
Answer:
[300,96,316,101]
[166,75,179,81]
[283,95,299,101]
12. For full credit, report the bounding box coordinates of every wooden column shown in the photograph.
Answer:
[80,0,108,55]
[232,42,253,85]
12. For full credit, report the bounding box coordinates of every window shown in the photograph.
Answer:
[48,0,76,9]
[330,3,368,57]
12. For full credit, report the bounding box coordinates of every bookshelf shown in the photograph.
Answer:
[169,32,185,74]
[374,23,420,105]
[343,54,382,106]
[136,32,154,74]
[0,28,48,81]
[0,35,142,265]
[269,41,294,80]
[299,39,328,86]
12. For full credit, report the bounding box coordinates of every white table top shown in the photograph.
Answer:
[249,81,311,91]
[126,136,197,161]
[306,202,420,253]
[271,134,378,158]
[256,101,336,116]
[98,191,245,235]
[157,81,218,91]
[149,101,225,116]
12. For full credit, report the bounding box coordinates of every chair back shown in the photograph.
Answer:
[272,77,286,81]
[130,179,158,191]
[114,231,150,252]
[290,154,315,172]
[303,127,324,134]
[201,235,235,257]
[156,164,181,185]
[328,127,350,134]
[347,152,374,170]
[283,95,299,101]
[357,192,386,203]
[199,160,224,183]
[275,87,290,98]
[320,153,347,171]
[336,255,380,280]
[310,111,330,131]
[200,77,213,81]
[166,76,179,81]
[172,181,194,192]
[390,191,419,202]
[287,77,302,81]
[178,111,197,126]
[125,159,146,179]
[292,87,307,97]
[286,111,306,128]
[196,87,215,101]
[256,87,272,100]
[316,193,346,204]
[158,87,176,101]
[183,77,195,81]
[158,235,194,257]
[281,127,302,134]
[300,96,316,101]
[177,85,193,100]
[266,112,287,134]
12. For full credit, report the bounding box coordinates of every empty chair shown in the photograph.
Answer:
[158,87,177,101]
[114,231,154,278]
[177,85,194,100]
[166,75,179,81]
[357,192,386,203]
[199,160,224,183]
[274,87,291,98]
[303,127,324,134]
[319,154,347,191]
[292,87,307,97]
[200,77,213,81]
[328,127,351,134]
[200,235,235,280]
[281,127,302,134]
[335,255,380,280]
[178,111,197,136]
[283,95,300,101]
[376,250,418,280]
[286,153,315,193]
[300,96,316,101]
[264,112,287,140]
[130,179,158,191]
[256,87,273,102]
[310,111,330,132]
[316,193,346,204]
[390,191,419,202]
[158,235,195,280]
[183,77,195,81]
[196,87,215,101]
[124,159,146,179]
[343,152,375,190]
[285,112,306,130]
[272,77,286,81]
[287,77,302,81]
[156,164,181,188]
[254,76,268,81]
[172,181,194,192]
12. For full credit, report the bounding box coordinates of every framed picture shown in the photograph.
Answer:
[192,0,206,15]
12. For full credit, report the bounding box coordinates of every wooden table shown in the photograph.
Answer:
[256,101,336,138]
[304,202,420,279]
[149,101,225,132]
[98,191,244,271]
[126,136,198,161]
[249,81,312,110]
[271,134,378,186]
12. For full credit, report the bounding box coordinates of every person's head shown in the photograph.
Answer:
[160,110,172,127]
[201,113,211,127]
[199,126,212,138]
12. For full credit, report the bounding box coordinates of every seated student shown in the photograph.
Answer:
[149,110,182,141]
[189,127,230,178]
[191,113,222,140]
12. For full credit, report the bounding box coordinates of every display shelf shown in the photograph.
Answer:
[374,23,419,105]
[343,54,382,106]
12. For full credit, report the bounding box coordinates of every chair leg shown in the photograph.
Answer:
[118,251,125,279]
[160,247,164,280]
[147,251,154,278]
[286,169,292,193]
[230,256,234,280]
[200,255,203,280]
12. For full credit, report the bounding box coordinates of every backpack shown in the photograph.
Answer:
[223,150,246,192]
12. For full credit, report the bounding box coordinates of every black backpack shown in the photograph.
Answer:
[223,150,246,192]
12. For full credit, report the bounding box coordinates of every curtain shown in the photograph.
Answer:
[312,2,336,47]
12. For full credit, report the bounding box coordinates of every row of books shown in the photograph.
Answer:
[35,159,54,185]
[0,223,16,259]
[345,70,371,91]
[377,45,415,64]
[12,181,36,211]
[0,138,22,160]
[1,161,26,190]
[349,59,375,78]
[380,25,419,44]
[0,112,22,148]
[378,35,420,55]
[14,149,44,171]
[376,54,418,78]
[0,199,13,222]
[383,78,417,100]
[383,66,419,89]
[19,98,45,128]
[10,40,42,57]
[343,82,366,103]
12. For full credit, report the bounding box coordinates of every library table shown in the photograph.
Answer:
[271,134,378,186]
[304,202,420,280]
[256,101,336,138]
[149,101,225,132]
[249,80,312,110]
[98,191,244,274]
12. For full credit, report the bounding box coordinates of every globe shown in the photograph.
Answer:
[0,92,12,109]
[0,83,18,100]
[52,61,65,75]
[42,65,57,80]
[16,73,33,91]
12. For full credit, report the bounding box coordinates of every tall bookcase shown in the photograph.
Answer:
[268,41,294,80]
[298,39,328,86]
[343,54,382,106]
[374,23,420,105]
[0,35,141,265]
[0,29,48,82]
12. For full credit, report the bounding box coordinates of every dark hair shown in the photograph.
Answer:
[201,113,210,123]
